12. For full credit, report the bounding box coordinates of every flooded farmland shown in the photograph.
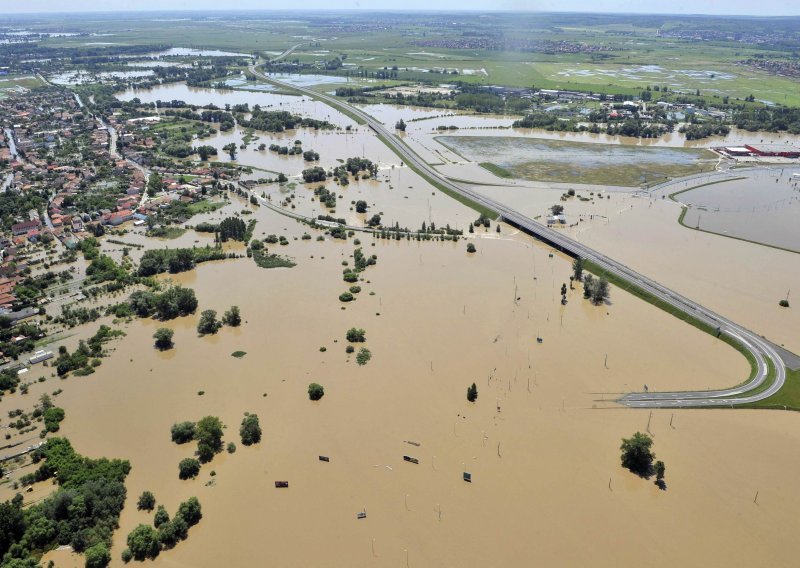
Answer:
[437,136,718,186]
[674,167,800,252]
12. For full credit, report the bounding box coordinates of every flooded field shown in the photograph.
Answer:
[671,167,800,252]
[437,136,718,186]
[50,70,154,85]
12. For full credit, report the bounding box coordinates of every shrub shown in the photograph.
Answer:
[153,328,174,350]
[240,414,262,446]
[153,505,170,528]
[349,286,361,294]
[339,292,354,302]
[197,310,221,335]
[346,345,354,354]
[779,299,790,307]
[137,491,156,511]
[176,497,202,526]
[84,542,111,568]
[467,382,478,402]
[171,421,196,444]
[222,306,241,327]
[346,328,366,342]
[178,458,201,480]
[308,383,325,401]
[356,348,372,366]
[466,243,476,253]
[126,524,160,561]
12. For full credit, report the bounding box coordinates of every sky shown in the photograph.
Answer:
[3,0,798,16]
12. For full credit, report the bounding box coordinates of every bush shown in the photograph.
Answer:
[178,458,201,480]
[126,524,160,560]
[240,414,262,446]
[153,328,174,350]
[176,497,202,526]
[153,505,170,528]
[346,345,355,354]
[467,382,478,402]
[222,306,242,327]
[466,243,476,253]
[84,542,111,568]
[121,549,133,563]
[779,299,790,307]
[137,491,156,511]
[339,292,354,302]
[197,310,221,335]
[346,328,366,342]
[227,442,237,454]
[308,383,325,401]
[349,286,361,294]
[171,421,196,444]
[356,348,372,366]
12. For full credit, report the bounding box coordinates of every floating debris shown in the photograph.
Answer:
[463,472,472,483]
[357,511,367,519]
[319,455,330,462]
[403,455,419,464]
[404,440,421,447]
[275,481,289,488]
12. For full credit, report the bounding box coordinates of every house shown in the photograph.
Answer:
[105,209,134,226]
[547,214,567,226]
[11,219,41,236]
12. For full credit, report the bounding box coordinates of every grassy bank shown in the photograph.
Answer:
[479,162,513,178]
[747,367,800,411]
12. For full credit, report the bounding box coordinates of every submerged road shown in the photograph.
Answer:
[249,64,789,408]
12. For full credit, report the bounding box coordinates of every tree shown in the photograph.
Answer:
[222,306,241,327]
[277,173,288,183]
[655,460,665,481]
[367,214,381,227]
[308,383,325,401]
[467,382,478,402]
[0,498,25,560]
[137,491,156,511]
[197,310,221,335]
[126,524,160,561]
[195,416,224,462]
[355,200,368,213]
[550,204,564,215]
[178,458,201,480]
[171,421,196,444]
[240,414,262,446]
[222,142,237,160]
[153,328,174,350]
[620,432,654,476]
[572,256,584,282]
[147,173,163,198]
[176,497,202,527]
[346,328,366,342]
[395,118,407,131]
[466,243,476,253]
[154,505,170,529]
[592,277,609,305]
[84,542,111,568]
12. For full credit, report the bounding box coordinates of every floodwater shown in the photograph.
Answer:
[4,196,778,568]
[675,167,800,251]
[1,95,796,567]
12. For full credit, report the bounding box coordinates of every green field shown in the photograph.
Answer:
[0,74,46,97]
[21,12,800,107]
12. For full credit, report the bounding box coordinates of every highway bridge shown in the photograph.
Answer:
[249,64,791,408]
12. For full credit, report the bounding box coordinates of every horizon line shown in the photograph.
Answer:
[2,8,799,18]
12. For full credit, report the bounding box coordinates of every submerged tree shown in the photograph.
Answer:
[153,328,174,350]
[308,383,325,401]
[572,256,584,282]
[240,413,262,446]
[620,432,654,477]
